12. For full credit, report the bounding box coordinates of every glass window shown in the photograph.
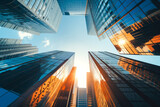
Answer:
[34,0,41,10]
[29,0,36,8]
[24,0,30,5]
[37,1,43,14]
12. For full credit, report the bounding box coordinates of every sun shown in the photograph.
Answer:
[75,67,87,88]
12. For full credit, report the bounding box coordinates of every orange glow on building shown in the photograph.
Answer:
[53,67,77,107]
[18,67,76,107]
[118,57,160,89]
[118,39,126,45]
[105,10,160,55]
[88,55,117,107]
[28,75,63,106]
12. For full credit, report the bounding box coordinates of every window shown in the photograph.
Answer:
[29,0,36,8]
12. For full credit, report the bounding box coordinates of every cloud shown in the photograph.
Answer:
[18,31,32,39]
[43,39,50,47]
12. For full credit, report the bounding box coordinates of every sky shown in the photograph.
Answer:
[0,15,160,88]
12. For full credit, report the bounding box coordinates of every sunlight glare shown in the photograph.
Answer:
[76,67,88,88]
[118,39,126,45]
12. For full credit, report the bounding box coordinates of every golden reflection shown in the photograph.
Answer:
[52,67,77,107]
[118,57,160,89]
[28,75,63,107]
[109,10,160,55]
[89,56,116,107]
[118,39,126,45]
[18,66,74,106]
[110,29,139,55]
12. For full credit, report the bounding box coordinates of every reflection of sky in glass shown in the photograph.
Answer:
[58,0,87,15]
[0,62,8,68]
[0,87,19,107]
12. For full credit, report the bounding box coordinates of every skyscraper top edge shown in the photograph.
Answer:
[0,50,74,71]
[89,51,160,67]
[57,0,87,15]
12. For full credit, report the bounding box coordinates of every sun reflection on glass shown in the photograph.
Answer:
[118,39,126,45]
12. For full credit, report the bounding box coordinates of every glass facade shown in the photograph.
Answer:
[70,77,78,107]
[85,2,97,35]
[0,50,75,106]
[0,0,62,34]
[86,0,160,55]
[57,0,87,15]
[86,72,97,107]
[76,88,88,107]
[52,67,77,107]
[89,51,160,107]
[0,38,38,61]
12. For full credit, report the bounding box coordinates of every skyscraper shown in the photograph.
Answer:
[88,51,160,107]
[85,1,96,35]
[0,50,75,106]
[52,67,77,107]
[0,0,62,34]
[86,0,160,55]
[0,38,38,61]
[76,88,88,107]
[86,72,97,107]
[57,0,87,15]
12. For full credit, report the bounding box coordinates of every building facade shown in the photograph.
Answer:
[0,50,75,106]
[52,67,77,107]
[86,72,97,107]
[89,51,160,107]
[86,0,160,55]
[76,88,88,107]
[57,0,87,15]
[0,0,62,34]
[85,2,96,35]
[0,38,38,61]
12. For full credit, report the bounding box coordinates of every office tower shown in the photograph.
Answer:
[76,88,87,107]
[86,72,97,107]
[89,51,160,107]
[52,67,77,107]
[0,0,62,34]
[70,78,78,107]
[85,2,96,35]
[86,0,160,55]
[0,38,38,61]
[0,50,75,107]
[57,0,87,15]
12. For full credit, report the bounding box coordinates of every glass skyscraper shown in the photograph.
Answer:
[57,0,87,15]
[85,2,97,35]
[0,50,75,106]
[88,51,160,107]
[86,72,97,107]
[0,0,62,34]
[76,88,88,107]
[52,67,77,107]
[86,0,160,55]
[0,38,38,61]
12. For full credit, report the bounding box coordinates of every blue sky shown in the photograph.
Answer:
[0,15,160,87]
